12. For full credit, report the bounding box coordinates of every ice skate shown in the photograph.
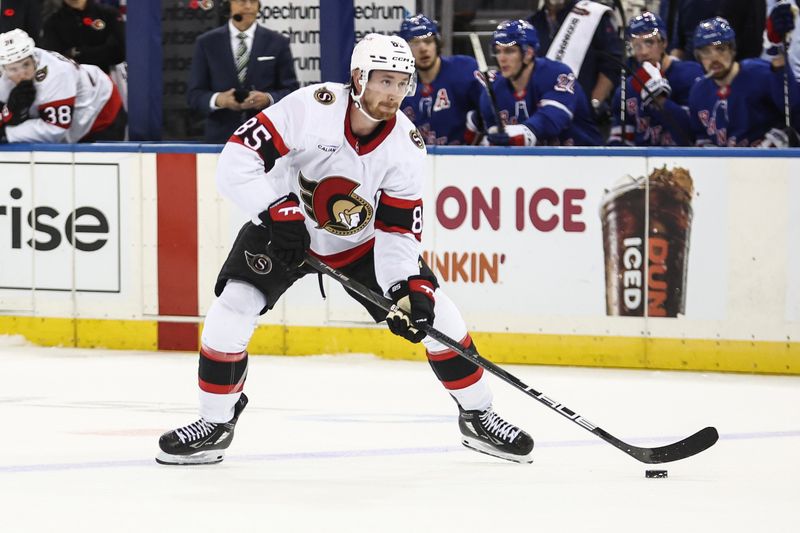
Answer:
[156,393,248,465]
[458,405,534,464]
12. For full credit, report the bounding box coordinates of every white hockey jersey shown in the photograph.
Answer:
[216,83,428,292]
[0,48,116,143]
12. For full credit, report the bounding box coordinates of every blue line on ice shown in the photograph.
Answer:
[2,429,798,474]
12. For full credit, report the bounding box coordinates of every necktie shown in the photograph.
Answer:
[236,32,248,84]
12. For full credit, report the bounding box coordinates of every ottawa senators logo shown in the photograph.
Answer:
[244,250,272,275]
[410,129,425,149]
[299,172,372,236]
[314,87,336,105]
[35,66,48,82]
[91,19,106,30]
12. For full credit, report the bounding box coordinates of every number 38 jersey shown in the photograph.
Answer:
[0,48,117,143]
[217,82,428,293]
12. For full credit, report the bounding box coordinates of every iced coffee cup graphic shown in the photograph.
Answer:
[600,167,694,317]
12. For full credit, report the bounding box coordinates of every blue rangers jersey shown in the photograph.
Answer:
[480,57,602,146]
[689,59,800,146]
[401,55,483,145]
[609,58,704,146]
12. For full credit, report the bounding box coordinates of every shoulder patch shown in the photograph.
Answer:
[410,128,425,149]
[35,66,48,82]
[314,87,336,105]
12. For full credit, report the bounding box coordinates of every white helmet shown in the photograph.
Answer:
[0,29,36,66]
[350,33,416,120]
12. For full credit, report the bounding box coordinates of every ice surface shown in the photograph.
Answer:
[0,336,797,532]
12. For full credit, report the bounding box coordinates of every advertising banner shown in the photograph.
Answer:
[1,147,797,373]
[424,156,727,329]
[261,0,414,86]
[0,161,120,293]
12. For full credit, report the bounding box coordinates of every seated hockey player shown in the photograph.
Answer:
[689,17,800,147]
[156,33,534,466]
[0,28,126,144]
[478,19,602,147]
[398,13,483,145]
[608,12,704,146]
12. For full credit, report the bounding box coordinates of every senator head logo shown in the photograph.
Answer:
[298,172,372,236]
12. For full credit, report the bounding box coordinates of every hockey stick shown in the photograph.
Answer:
[304,254,719,464]
[782,32,800,146]
[469,32,505,134]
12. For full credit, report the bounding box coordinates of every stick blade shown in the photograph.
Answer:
[631,426,719,464]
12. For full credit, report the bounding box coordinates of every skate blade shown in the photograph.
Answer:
[155,449,225,466]
[461,437,533,464]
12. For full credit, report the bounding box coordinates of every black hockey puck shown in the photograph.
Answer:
[645,469,668,478]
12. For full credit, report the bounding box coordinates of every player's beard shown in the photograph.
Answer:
[707,60,733,80]
[362,94,399,121]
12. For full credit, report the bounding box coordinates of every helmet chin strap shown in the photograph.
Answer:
[350,74,383,123]
[352,97,383,123]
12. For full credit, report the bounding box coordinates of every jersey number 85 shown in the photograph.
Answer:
[233,116,271,150]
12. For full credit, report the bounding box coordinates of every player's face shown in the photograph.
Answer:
[696,43,735,79]
[2,56,36,84]
[629,34,666,65]
[494,44,524,78]
[408,36,438,71]
[230,0,259,26]
[362,70,412,120]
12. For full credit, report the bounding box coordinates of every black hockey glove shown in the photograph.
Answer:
[5,80,36,126]
[386,275,437,343]
[258,193,310,268]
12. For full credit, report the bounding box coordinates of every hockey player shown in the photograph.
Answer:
[608,12,704,146]
[688,17,800,147]
[398,14,483,145]
[0,28,125,144]
[479,19,602,146]
[156,33,534,466]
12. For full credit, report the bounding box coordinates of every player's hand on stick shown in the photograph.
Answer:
[767,1,796,43]
[487,124,537,146]
[4,80,36,126]
[259,193,310,268]
[386,275,436,343]
[631,62,671,108]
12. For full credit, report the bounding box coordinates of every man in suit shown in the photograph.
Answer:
[187,0,299,143]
